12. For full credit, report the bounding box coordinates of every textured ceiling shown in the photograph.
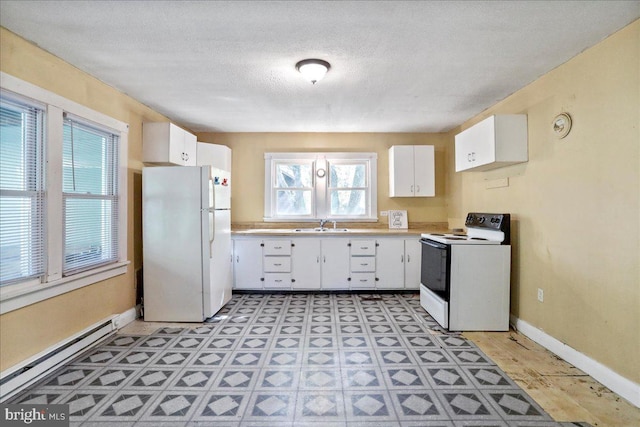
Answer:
[1,1,638,133]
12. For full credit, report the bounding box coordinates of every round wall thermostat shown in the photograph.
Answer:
[552,113,572,139]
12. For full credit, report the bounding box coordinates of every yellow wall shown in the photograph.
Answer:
[1,18,638,389]
[0,28,166,370]
[446,20,639,382]
[197,132,449,225]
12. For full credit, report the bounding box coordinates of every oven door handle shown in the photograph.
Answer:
[420,239,448,250]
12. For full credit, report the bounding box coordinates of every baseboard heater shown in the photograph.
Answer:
[0,316,116,402]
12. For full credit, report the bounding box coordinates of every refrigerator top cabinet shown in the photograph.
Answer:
[143,122,197,166]
[455,114,528,172]
[197,142,232,171]
[389,145,435,197]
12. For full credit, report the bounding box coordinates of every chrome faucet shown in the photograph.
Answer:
[319,219,328,230]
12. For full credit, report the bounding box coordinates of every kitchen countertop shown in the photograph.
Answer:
[232,228,437,236]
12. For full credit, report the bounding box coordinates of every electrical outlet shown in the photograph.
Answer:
[537,288,544,302]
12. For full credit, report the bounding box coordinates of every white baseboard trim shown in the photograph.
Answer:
[113,306,138,330]
[510,314,640,408]
[0,306,138,402]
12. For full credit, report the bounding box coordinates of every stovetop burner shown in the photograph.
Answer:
[421,213,511,246]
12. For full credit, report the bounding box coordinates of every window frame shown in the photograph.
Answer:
[264,152,377,222]
[0,72,129,315]
[0,92,46,287]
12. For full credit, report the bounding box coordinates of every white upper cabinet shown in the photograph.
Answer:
[197,142,232,171]
[143,122,197,166]
[389,145,435,197]
[455,114,528,172]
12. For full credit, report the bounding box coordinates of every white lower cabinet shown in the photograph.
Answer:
[232,235,421,290]
[376,239,405,289]
[233,239,263,289]
[263,239,293,289]
[373,237,422,289]
[320,238,350,289]
[291,239,321,290]
[404,238,422,289]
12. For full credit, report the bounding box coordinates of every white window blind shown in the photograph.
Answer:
[0,92,46,286]
[62,115,119,275]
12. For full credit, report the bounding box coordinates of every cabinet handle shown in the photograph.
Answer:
[468,153,472,162]
[361,246,368,250]
[274,246,282,249]
[236,256,239,262]
[185,152,189,161]
[359,279,367,282]
[401,255,404,263]
[323,256,326,263]
[360,263,368,266]
[275,279,282,283]
[274,263,282,266]
[316,256,320,263]
[471,152,476,161]
[416,185,420,193]
[407,254,411,262]
[410,185,414,193]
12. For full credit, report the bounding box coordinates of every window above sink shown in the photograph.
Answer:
[264,152,378,222]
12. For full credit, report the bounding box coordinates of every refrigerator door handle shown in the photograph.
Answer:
[208,209,215,253]
[207,172,215,257]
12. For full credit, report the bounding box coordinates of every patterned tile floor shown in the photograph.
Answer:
[10,292,589,426]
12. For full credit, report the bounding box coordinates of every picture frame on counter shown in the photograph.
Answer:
[388,210,408,229]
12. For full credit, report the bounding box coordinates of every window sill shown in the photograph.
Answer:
[0,261,130,315]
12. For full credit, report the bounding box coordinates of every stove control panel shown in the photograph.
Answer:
[465,213,510,231]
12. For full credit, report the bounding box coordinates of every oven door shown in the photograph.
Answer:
[419,238,450,297]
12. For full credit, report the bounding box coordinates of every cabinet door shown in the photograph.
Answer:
[168,123,186,165]
[389,145,415,197]
[469,116,495,168]
[143,122,196,166]
[404,238,421,289]
[233,239,263,289]
[197,143,232,170]
[292,239,321,290]
[454,129,474,172]
[183,130,197,166]
[455,116,496,171]
[376,239,405,289]
[413,145,435,197]
[321,238,350,289]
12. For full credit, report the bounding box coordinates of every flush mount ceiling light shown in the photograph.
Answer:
[296,59,331,84]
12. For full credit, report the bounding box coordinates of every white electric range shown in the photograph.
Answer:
[419,213,511,331]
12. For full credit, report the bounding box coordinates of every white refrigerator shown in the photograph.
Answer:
[142,166,232,321]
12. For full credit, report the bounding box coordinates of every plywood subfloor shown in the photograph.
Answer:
[463,330,640,427]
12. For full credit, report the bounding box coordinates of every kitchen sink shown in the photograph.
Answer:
[293,227,350,232]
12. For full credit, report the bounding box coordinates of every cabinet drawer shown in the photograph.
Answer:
[264,273,291,289]
[350,273,376,288]
[263,240,292,255]
[350,256,376,272]
[264,256,291,272]
[350,240,376,256]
